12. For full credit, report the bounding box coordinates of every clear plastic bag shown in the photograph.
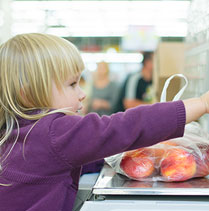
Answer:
[105,74,209,182]
[105,122,209,182]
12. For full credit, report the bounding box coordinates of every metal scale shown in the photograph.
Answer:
[79,164,209,211]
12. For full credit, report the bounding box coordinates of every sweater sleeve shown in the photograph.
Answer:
[50,100,185,167]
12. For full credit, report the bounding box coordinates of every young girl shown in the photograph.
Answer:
[0,33,208,211]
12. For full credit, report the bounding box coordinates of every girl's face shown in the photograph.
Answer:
[51,75,86,113]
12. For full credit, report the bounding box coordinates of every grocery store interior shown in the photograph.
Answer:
[4,0,206,113]
[1,0,207,121]
[1,0,209,211]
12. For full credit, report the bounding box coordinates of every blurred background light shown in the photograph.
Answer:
[11,0,190,37]
[81,52,143,64]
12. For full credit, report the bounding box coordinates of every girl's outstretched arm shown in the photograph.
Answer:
[50,101,185,167]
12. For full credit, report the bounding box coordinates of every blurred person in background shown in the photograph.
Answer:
[88,61,119,116]
[115,52,154,112]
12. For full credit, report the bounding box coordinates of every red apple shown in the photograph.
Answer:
[120,148,155,179]
[160,148,196,181]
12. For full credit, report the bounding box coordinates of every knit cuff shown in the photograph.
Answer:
[175,100,186,137]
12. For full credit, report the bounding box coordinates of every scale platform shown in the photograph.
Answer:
[93,164,209,196]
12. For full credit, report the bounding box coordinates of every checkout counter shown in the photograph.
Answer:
[77,164,209,211]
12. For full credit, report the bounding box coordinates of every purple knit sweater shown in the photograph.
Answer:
[0,101,185,211]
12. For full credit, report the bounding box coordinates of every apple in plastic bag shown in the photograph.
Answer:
[160,148,196,181]
[120,148,155,179]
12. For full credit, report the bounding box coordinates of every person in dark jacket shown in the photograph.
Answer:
[115,52,154,112]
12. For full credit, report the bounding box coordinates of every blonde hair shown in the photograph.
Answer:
[0,33,84,157]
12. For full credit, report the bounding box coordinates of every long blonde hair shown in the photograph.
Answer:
[0,33,84,153]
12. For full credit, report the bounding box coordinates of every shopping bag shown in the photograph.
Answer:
[105,74,209,182]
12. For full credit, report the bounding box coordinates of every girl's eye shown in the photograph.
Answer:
[70,82,77,87]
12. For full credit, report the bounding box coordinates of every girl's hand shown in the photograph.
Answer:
[200,91,209,113]
[183,94,208,124]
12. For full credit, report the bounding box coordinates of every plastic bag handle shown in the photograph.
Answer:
[160,74,188,102]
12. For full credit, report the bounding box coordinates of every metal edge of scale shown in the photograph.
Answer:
[93,187,209,196]
[92,164,209,196]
